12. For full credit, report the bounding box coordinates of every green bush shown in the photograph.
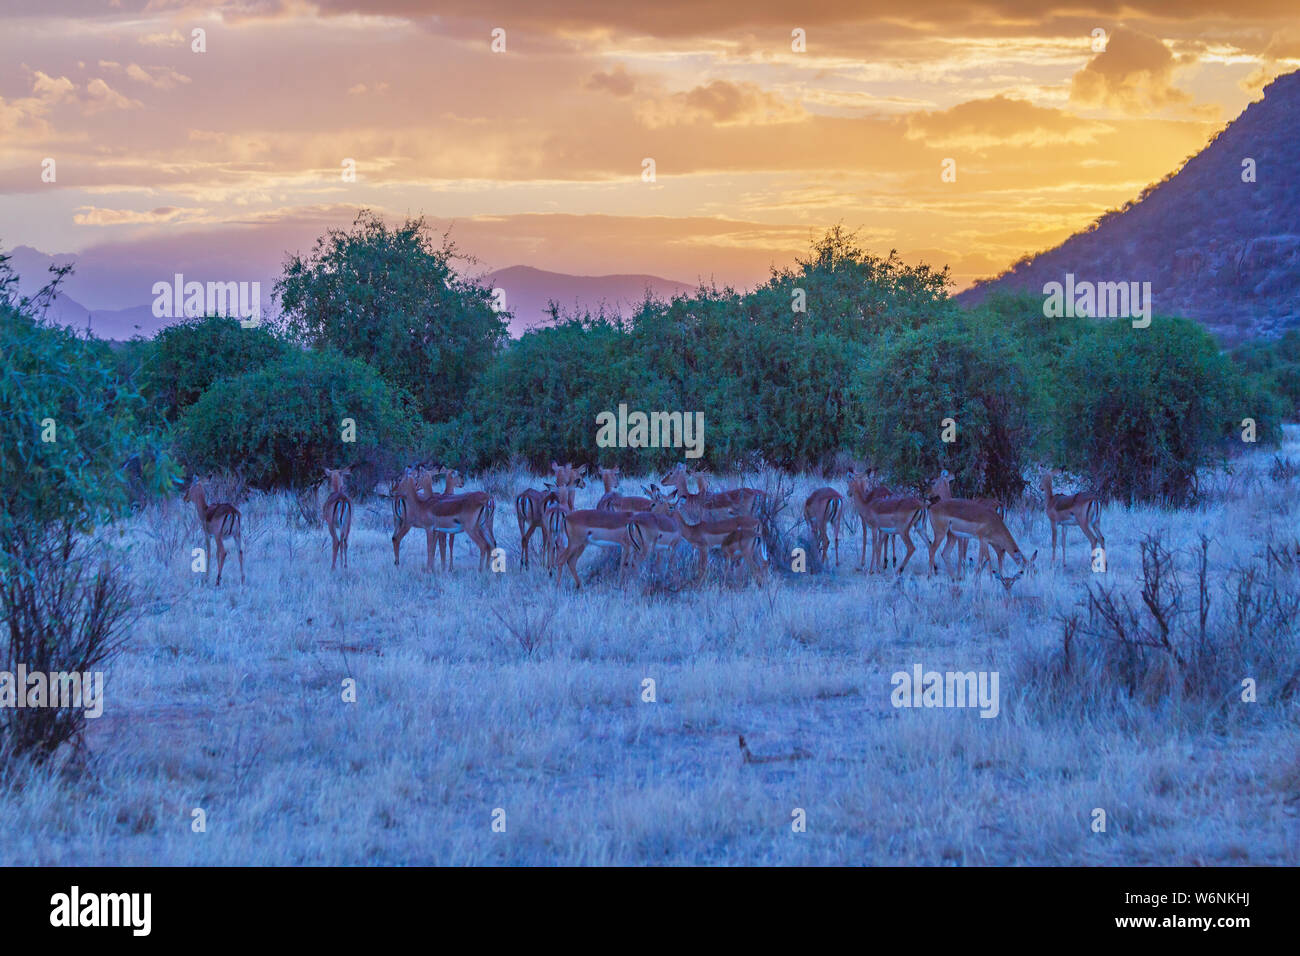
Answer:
[177,348,425,488]
[274,210,508,423]
[138,314,290,421]
[1053,316,1277,504]
[858,313,1043,500]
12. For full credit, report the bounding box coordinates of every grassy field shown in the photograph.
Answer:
[3,433,1299,866]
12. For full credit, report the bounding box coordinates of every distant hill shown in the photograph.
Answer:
[959,70,1300,342]
[485,265,695,334]
[6,245,694,340]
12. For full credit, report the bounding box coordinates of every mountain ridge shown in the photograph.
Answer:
[957,70,1300,341]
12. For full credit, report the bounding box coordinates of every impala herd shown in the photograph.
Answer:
[182,461,1106,590]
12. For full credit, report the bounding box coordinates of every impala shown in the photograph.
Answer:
[1040,472,1104,568]
[183,480,245,586]
[415,466,487,571]
[928,480,1036,580]
[552,507,639,590]
[844,470,905,571]
[660,463,756,517]
[803,487,844,567]
[651,489,766,585]
[625,485,684,570]
[392,472,497,572]
[516,462,585,569]
[540,483,580,571]
[595,466,653,513]
[928,470,999,570]
[322,467,353,570]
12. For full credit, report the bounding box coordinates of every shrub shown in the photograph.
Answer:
[274,210,509,423]
[1,252,169,766]
[858,313,1042,499]
[177,348,426,488]
[1053,316,1277,504]
[138,314,290,421]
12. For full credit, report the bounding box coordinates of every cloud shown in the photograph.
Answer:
[124,63,192,90]
[138,30,186,47]
[1069,28,1195,114]
[72,205,205,225]
[637,80,806,127]
[84,77,141,112]
[905,95,1108,150]
[585,65,637,97]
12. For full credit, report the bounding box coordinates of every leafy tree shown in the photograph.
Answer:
[1231,329,1300,421]
[177,348,425,488]
[859,314,1042,500]
[1053,316,1276,504]
[1,251,173,764]
[274,210,509,423]
[138,314,290,421]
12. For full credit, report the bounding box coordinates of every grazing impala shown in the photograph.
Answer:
[928,481,1036,580]
[1040,472,1104,568]
[392,472,497,572]
[552,507,639,590]
[803,487,844,567]
[322,467,353,570]
[516,462,585,569]
[183,480,245,586]
[660,463,756,517]
[595,467,653,513]
[928,470,998,570]
[651,489,766,585]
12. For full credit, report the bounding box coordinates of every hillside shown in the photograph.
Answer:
[959,70,1300,342]
[5,245,694,340]
[485,265,695,334]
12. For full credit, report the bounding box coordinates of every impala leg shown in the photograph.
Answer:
[214,535,227,586]
[204,533,213,584]
[940,532,958,579]
[927,523,944,574]
[860,524,870,570]
[895,528,917,573]
[392,522,410,566]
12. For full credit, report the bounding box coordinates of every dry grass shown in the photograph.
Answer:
[2,432,1298,865]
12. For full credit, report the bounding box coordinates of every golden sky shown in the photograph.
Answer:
[1,0,1298,298]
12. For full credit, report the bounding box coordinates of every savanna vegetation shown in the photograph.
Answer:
[2,215,1297,847]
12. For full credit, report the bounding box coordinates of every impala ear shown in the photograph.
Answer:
[551,461,560,473]
[577,464,587,475]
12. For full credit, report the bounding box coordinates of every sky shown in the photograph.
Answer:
[1,0,1298,309]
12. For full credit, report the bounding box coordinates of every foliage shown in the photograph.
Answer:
[274,209,509,423]
[138,314,290,421]
[858,312,1042,499]
[1052,315,1278,504]
[177,348,426,489]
